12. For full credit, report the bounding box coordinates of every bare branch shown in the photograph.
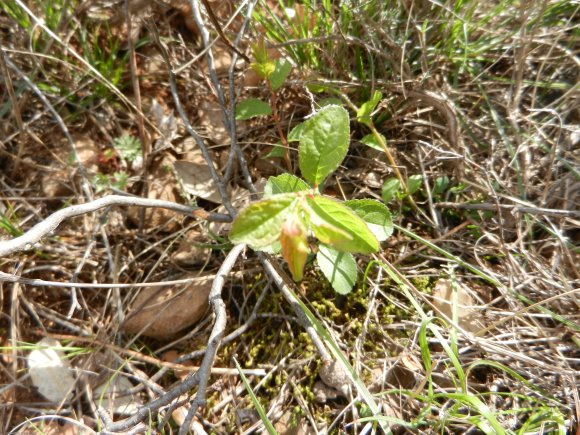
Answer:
[0,195,231,257]
[153,31,237,216]
[101,244,245,434]
[178,243,245,434]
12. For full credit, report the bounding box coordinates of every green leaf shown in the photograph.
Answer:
[114,134,141,162]
[344,199,393,242]
[317,245,357,295]
[111,171,130,190]
[381,178,400,203]
[432,175,450,198]
[269,58,292,91]
[305,195,379,253]
[263,143,286,159]
[250,38,276,79]
[319,97,343,107]
[306,83,337,93]
[233,357,278,435]
[229,194,297,249]
[299,105,350,187]
[407,174,423,195]
[287,122,305,142]
[356,90,382,126]
[264,174,310,197]
[360,133,385,151]
[236,99,272,120]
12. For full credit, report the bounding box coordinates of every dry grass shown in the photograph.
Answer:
[0,0,578,434]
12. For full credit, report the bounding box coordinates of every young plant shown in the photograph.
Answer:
[229,105,392,294]
[236,38,293,169]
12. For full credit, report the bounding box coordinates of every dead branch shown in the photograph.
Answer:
[0,194,231,257]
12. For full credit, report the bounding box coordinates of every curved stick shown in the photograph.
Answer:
[0,195,231,257]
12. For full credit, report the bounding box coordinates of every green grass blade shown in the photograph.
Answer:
[233,357,278,435]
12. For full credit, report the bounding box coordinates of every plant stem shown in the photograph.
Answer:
[266,79,293,172]
[368,123,419,210]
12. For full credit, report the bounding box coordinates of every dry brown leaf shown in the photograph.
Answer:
[74,136,100,173]
[162,350,195,380]
[174,155,223,204]
[431,278,485,334]
[122,274,213,339]
[200,42,232,77]
[151,99,178,152]
[386,364,417,390]
[42,170,73,199]
[171,232,210,266]
[93,375,140,416]
[197,100,230,145]
[127,155,181,230]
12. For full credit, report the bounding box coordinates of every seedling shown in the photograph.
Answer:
[236,38,293,170]
[230,105,392,294]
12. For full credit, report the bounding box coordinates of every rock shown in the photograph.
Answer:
[27,338,76,403]
[313,380,342,403]
[122,274,213,340]
[318,359,350,398]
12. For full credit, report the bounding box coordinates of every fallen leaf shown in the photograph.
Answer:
[174,151,223,204]
[27,338,76,403]
[151,99,178,152]
[74,135,100,173]
[201,42,232,76]
[162,350,194,380]
[93,375,140,416]
[386,363,417,390]
[122,274,213,339]
[431,278,485,334]
[127,155,181,231]
[197,100,229,145]
[171,232,210,267]
[42,170,73,199]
